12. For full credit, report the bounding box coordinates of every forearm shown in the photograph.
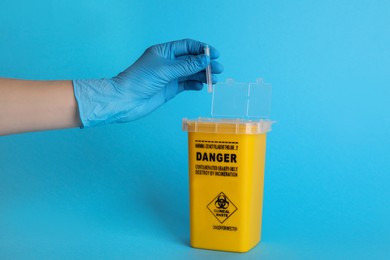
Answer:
[0,40,223,135]
[0,79,81,135]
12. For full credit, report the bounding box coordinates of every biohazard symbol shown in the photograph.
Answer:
[207,192,237,224]
[215,194,229,209]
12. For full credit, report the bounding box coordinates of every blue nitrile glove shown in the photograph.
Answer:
[73,39,223,128]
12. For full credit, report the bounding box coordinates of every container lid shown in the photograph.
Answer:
[211,78,272,119]
[182,118,273,134]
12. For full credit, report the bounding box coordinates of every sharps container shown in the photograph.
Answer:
[182,79,273,252]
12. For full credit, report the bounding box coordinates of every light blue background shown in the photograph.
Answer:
[1,0,389,259]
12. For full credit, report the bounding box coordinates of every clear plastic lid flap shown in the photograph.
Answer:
[211,78,272,119]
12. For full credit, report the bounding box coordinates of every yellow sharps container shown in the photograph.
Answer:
[182,78,273,252]
[182,118,273,252]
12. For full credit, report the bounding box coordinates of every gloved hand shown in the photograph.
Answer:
[73,39,224,128]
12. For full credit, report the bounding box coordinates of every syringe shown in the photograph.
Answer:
[204,45,213,93]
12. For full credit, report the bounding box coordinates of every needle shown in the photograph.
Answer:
[204,45,213,93]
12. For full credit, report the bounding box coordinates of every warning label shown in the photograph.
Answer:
[194,140,239,178]
[195,164,238,177]
[207,192,238,224]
